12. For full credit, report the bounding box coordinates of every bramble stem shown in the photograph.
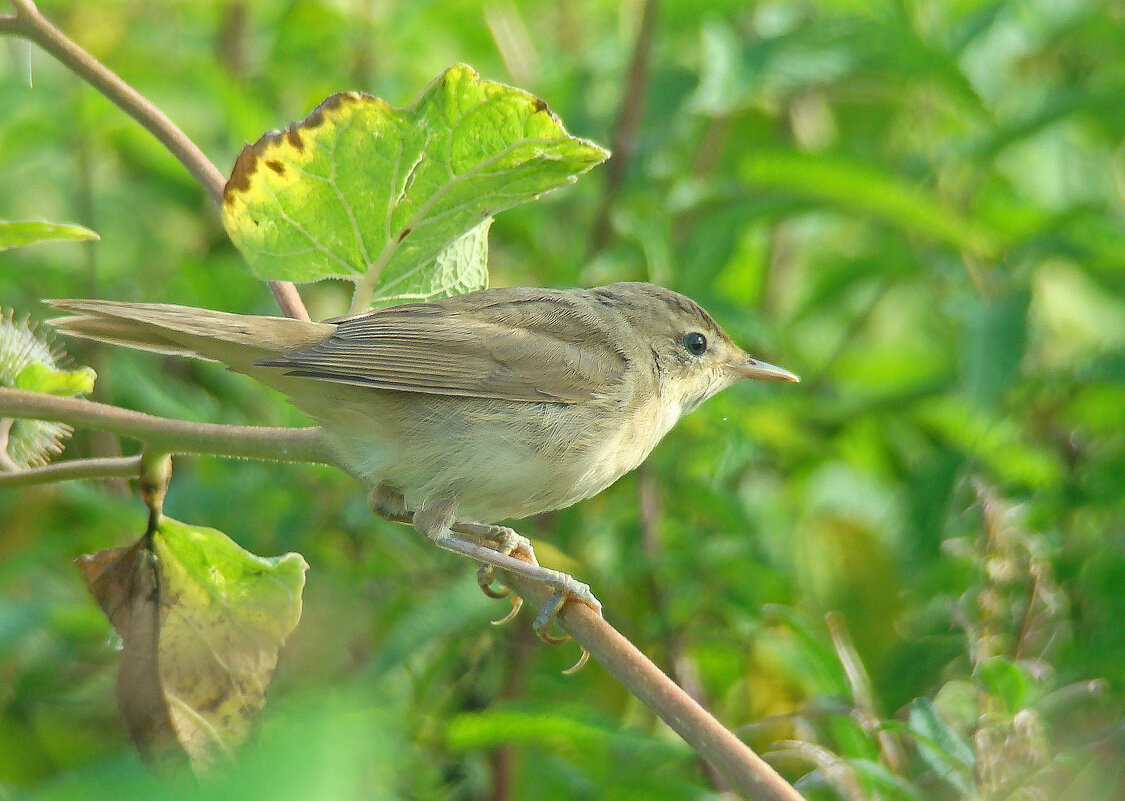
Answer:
[0,388,333,464]
[0,0,309,321]
[0,455,140,487]
[501,571,807,801]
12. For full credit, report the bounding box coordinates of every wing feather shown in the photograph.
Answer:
[255,289,628,404]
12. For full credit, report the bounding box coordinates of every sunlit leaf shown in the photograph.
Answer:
[0,220,99,251]
[222,64,607,311]
[14,362,97,396]
[370,218,490,307]
[913,396,1063,488]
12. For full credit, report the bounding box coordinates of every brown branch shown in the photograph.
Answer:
[0,0,309,322]
[0,388,333,464]
[590,0,660,252]
[0,455,140,487]
[637,469,731,793]
[501,572,807,801]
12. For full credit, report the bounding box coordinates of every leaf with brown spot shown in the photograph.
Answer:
[76,517,308,768]
[221,64,607,312]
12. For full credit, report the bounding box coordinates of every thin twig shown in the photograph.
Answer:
[637,469,732,793]
[0,388,333,464]
[0,455,140,487]
[500,571,806,801]
[0,0,309,322]
[590,0,661,251]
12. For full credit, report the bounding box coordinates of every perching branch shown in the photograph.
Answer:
[0,454,140,488]
[501,571,807,801]
[0,388,333,464]
[0,0,309,322]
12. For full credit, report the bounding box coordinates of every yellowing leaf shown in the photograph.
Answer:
[76,517,308,767]
[14,362,97,396]
[222,64,608,312]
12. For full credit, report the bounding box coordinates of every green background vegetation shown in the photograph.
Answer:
[3,0,1125,798]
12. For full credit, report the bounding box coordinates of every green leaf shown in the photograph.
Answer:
[371,218,490,306]
[976,656,1034,714]
[0,312,95,468]
[14,362,97,397]
[845,758,925,801]
[0,220,99,251]
[913,396,1063,489]
[222,64,608,311]
[741,150,999,257]
[959,290,1030,408]
[907,698,976,795]
[446,707,688,762]
[760,605,851,697]
[447,709,614,754]
[155,516,308,648]
[76,518,308,766]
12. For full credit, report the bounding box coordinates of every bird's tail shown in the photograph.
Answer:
[47,300,333,370]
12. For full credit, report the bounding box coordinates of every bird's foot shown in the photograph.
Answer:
[532,578,602,673]
[453,522,536,563]
[412,503,600,673]
[460,522,537,608]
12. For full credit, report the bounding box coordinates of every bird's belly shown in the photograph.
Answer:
[311,387,681,523]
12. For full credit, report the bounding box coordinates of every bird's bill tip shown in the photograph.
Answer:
[731,358,800,383]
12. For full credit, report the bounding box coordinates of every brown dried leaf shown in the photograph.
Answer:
[76,517,308,768]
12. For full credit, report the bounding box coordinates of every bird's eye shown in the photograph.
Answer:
[682,332,708,356]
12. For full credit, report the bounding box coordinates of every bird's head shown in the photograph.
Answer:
[592,283,799,414]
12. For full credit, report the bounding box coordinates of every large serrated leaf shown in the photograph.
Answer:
[76,517,308,767]
[222,64,608,312]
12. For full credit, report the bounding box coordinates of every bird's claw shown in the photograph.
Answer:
[468,527,602,674]
[563,649,590,674]
[531,581,602,673]
[491,594,523,626]
[477,564,512,599]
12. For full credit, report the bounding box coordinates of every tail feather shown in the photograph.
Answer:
[47,300,334,370]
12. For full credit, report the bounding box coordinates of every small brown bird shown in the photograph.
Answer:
[50,283,797,646]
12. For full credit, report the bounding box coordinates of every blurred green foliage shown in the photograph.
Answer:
[2,0,1125,798]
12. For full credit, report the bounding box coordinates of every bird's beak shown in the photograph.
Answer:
[729,357,800,383]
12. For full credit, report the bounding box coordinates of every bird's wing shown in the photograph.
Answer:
[255,291,628,404]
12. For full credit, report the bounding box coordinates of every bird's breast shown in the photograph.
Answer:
[314,381,683,523]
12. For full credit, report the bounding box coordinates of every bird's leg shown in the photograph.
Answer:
[368,486,536,602]
[368,484,412,524]
[412,497,602,647]
[369,485,535,559]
